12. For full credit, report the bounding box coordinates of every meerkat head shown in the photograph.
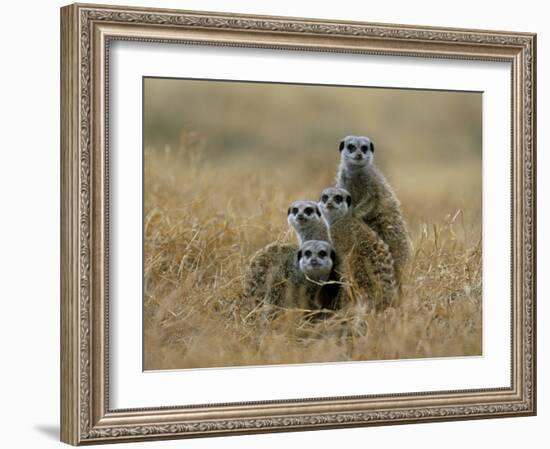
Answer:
[287,200,324,240]
[339,135,374,170]
[297,240,336,282]
[318,187,352,225]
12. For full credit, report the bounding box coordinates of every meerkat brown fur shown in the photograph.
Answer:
[243,240,340,312]
[335,135,410,287]
[319,187,397,309]
[243,241,301,308]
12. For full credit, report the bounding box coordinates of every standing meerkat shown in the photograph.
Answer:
[287,200,329,244]
[319,186,397,309]
[243,239,340,313]
[335,135,410,287]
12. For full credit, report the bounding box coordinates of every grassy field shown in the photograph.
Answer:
[143,79,482,370]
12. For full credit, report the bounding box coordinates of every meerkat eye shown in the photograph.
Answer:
[318,250,327,258]
[304,250,312,258]
[304,207,314,215]
[347,144,356,153]
[291,207,299,215]
[334,195,343,204]
[360,145,369,153]
[321,194,328,203]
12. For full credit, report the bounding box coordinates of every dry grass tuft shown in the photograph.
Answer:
[143,144,482,370]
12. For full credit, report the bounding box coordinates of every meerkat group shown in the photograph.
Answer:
[243,134,410,316]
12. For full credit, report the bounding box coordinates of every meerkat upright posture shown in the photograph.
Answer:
[335,135,410,287]
[287,200,329,244]
[243,240,340,313]
[319,187,397,309]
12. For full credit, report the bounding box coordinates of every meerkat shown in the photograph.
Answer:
[297,240,342,311]
[335,135,410,287]
[243,200,336,314]
[287,200,329,244]
[319,186,397,310]
[243,240,340,314]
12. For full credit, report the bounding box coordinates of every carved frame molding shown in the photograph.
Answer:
[60,3,536,445]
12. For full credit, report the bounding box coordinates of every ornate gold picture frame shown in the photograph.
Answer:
[60,3,536,445]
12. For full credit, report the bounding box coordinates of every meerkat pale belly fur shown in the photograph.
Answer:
[243,240,340,312]
[335,135,410,286]
[319,187,397,309]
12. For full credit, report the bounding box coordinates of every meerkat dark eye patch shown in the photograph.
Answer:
[321,194,328,203]
[347,144,356,153]
[334,195,343,203]
[291,207,299,215]
[360,145,369,153]
[304,207,314,215]
[304,250,312,258]
[318,250,327,258]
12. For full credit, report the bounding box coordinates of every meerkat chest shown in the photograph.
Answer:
[300,224,328,243]
[330,220,354,257]
[339,170,371,206]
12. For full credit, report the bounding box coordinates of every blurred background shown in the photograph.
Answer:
[144,78,482,231]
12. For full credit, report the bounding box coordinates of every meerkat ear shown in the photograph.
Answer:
[315,206,321,217]
[339,140,345,152]
[370,141,375,153]
[330,250,337,264]
[287,207,291,216]
[346,195,352,208]
[297,250,303,262]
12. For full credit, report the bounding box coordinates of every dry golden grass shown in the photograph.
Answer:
[143,143,482,370]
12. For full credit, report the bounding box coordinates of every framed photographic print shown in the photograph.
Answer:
[60,2,537,445]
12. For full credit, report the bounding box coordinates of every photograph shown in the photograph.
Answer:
[143,78,483,370]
